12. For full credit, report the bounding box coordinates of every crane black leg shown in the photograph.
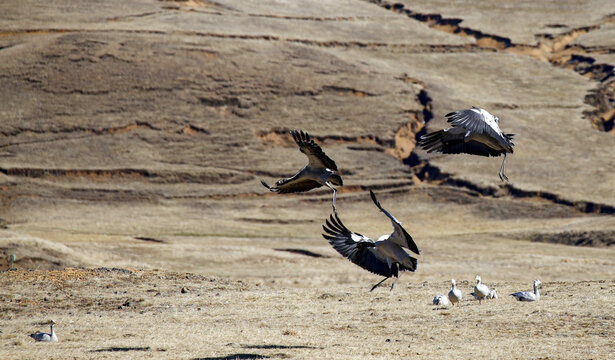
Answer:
[370,277,390,292]
[390,277,398,291]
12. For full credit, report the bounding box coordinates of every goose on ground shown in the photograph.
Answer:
[472,287,498,300]
[448,279,462,306]
[322,190,420,291]
[488,288,498,299]
[419,107,515,181]
[511,280,541,301]
[261,130,343,211]
[30,320,58,342]
[474,275,490,304]
[433,294,449,306]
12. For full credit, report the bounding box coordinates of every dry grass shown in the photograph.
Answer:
[1,0,614,359]
[1,264,614,359]
[2,189,615,359]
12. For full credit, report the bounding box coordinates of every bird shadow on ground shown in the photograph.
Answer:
[91,346,151,352]
[193,354,269,360]
[193,345,319,360]
[241,344,319,350]
[273,248,328,258]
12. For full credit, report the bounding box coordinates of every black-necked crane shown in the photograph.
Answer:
[511,279,541,301]
[419,107,515,181]
[261,130,343,211]
[322,190,419,291]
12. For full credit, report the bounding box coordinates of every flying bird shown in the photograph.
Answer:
[448,279,462,306]
[511,280,541,302]
[261,130,343,211]
[419,107,515,181]
[30,320,58,342]
[322,190,420,291]
[473,275,490,304]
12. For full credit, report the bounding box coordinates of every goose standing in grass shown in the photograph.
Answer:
[511,280,542,301]
[472,289,498,300]
[322,190,420,291]
[448,279,462,306]
[261,130,343,211]
[473,275,490,304]
[433,294,449,306]
[419,107,515,181]
[30,320,58,342]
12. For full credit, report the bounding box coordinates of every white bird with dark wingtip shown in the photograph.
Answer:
[473,275,490,304]
[511,280,542,302]
[419,107,515,181]
[261,130,343,211]
[321,190,420,291]
[30,320,58,342]
[448,279,462,306]
[433,294,449,306]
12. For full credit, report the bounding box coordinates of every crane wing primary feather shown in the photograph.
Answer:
[291,130,338,170]
[369,190,420,255]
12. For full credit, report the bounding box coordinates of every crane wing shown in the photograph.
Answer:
[291,130,338,170]
[446,108,513,150]
[369,190,420,256]
[420,130,508,157]
[322,213,394,278]
[262,175,321,194]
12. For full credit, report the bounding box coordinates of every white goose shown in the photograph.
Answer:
[433,294,449,306]
[474,275,490,304]
[30,320,58,342]
[488,288,498,299]
[419,107,515,181]
[511,280,541,301]
[448,279,462,306]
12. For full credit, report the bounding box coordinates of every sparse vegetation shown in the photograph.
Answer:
[1,0,614,359]
[1,269,614,359]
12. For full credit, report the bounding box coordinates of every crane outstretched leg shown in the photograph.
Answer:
[325,182,338,213]
[498,153,509,182]
[370,276,390,292]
